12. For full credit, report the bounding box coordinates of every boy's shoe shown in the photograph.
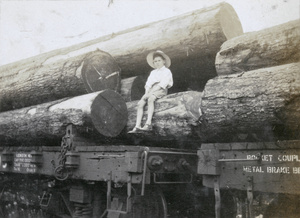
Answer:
[128,126,142,134]
[140,124,152,131]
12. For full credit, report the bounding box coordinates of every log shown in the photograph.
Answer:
[88,2,242,93]
[0,90,128,146]
[0,2,242,105]
[199,62,300,143]
[120,74,149,102]
[120,76,137,102]
[215,20,300,75]
[0,50,121,112]
[125,91,202,141]
[95,2,242,82]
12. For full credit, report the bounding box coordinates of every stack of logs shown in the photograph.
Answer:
[200,19,300,142]
[0,2,299,148]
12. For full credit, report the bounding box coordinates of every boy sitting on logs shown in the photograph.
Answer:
[128,50,173,133]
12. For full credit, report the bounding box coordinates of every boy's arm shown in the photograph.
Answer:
[144,71,155,91]
[158,70,173,89]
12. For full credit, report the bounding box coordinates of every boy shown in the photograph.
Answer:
[128,50,173,133]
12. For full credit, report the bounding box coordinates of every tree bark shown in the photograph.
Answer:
[125,91,202,141]
[0,90,127,146]
[215,20,300,75]
[199,62,300,143]
[0,50,121,112]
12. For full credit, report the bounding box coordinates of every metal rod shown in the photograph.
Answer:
[88,154,125,160]
[218,158,260,162]
[97,154,125,158]
[141,148,149,196]
[100,173,112,218]
[149,150,197,155]
[214,176,221,218]
[247,177,254,218]
[126,175,132,213]
[107,173,112,209]
[106,209,128,215]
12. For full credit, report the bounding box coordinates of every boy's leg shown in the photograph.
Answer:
[136,98,147,128]
[145,95,157,125]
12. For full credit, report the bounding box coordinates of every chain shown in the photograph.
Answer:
[59,136,69,167]
[54,135,71,181]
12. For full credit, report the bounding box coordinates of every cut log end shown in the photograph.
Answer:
[130,74,149,101]
[91,90,128,137]
[81,50,121,93]
[120,74,149,102]
[219,3,243,39]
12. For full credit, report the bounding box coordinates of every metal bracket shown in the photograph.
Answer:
[100,147,149,218]
[64,124,75,149]
[40,191,52,207]
[198,149,221,175]
[141,147,149,196]
[214,176,221,218]
[101,173,133,218]
[246,176,254,218]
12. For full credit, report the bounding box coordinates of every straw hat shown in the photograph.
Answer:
[146,50,171,68]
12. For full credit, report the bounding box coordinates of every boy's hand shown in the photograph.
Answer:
[141,95,148,101]
[145,87,150,94]
[151,85,163,92]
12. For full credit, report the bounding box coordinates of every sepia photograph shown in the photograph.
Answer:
[0,0,299,217]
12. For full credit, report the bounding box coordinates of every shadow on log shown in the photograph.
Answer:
[0,50,121,112]
[120,74,149,102]
[215,20,300,75]
[199,62,300,143]
[0,90,127,146]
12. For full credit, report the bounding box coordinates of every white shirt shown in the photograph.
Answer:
[145,66,173,90]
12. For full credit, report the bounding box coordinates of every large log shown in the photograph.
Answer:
[92,2,242,81]
[0,90,127,146]
[215,20,300,75]
[199,62,300,143]
[85,2,242,93]
[0,3,242,104]
[125,91,202,142]
[0,50,121,112]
